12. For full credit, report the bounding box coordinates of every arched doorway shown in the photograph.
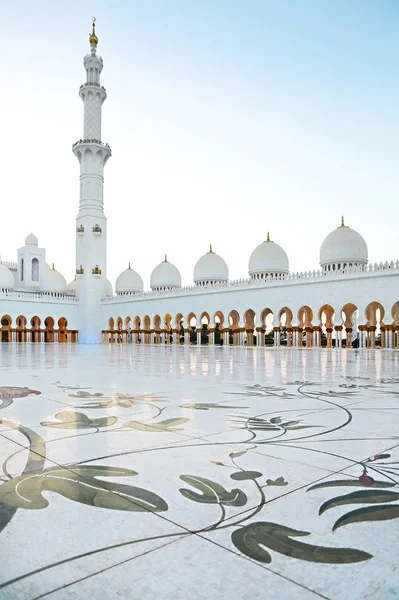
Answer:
[1,315,12,343]
[278,307,293,347]
[31,316,41,343]
[144,315,151,344]
[318,304,335,348]
[261,308,274,346]
[176,313,185,344]
[187,313,197,344]
[153,315,161,344]
[108,317,115,343]
[116,317,123,343]
[16,315,27,343]
[58,317,68,343]
[200,312,210,345]
[297,306,313,347]
[164,314,172,345]
[341,303,358,348]
[365,302,385,348]
[125,316,132,343]
[213,311,224,345]
[134,316,141,344]
[244,309,256,346]
[44,317,55,343]
[228,310,240,345]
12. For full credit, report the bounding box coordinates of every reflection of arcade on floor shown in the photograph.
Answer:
[0,315,77,343]
[104,301,399,349]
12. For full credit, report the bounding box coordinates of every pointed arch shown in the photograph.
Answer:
[44,316,55,343]
[31,316,41,343]
[1,314,12,343]
[16,315,27,343]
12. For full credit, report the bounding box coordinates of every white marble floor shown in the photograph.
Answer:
[0,344,398,599]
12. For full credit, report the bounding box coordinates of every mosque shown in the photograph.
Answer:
[0,23,398,348]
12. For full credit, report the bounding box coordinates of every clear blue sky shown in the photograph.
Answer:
[0,1,398,286]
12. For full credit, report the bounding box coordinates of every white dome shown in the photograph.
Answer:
[115,265,143,295]
[150,256,181,290]
[40,266,67,294]
[194,246,229,286]
[249,234,289,279]
[25,233,38,246]
[0,264,15,290]
[320,219,368,269]
[104,278,113,298]
[67,279,76,295]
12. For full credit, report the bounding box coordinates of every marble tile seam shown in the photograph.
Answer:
[26,535,189,600]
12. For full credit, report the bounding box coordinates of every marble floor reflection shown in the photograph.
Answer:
[0,345,398,599]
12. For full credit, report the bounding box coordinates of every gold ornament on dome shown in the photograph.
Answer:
[89,17,98,45]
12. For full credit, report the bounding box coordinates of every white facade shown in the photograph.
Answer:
[0,23,398,347]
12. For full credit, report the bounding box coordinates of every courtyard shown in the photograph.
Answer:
[0,344,398,599]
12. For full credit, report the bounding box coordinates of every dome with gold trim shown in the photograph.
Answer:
[249,233,289,280]
[194,245,229,286]
[150,256,181,291]
[115,264,143,296]
[320,217,368,272]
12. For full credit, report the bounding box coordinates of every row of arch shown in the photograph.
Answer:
[0,315,77,343]
[104,301,399,349]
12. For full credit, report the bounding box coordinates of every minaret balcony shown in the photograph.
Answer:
[92,265,102,277]
[80,83,106,92]
[76,266,84,276]
[92,225,102,236]
[76,226,85,235]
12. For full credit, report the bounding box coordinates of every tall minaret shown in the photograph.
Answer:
[73,20,111,343]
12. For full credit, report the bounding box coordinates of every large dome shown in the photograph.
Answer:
[249,233,289,279]
[194,245,229,286]
[25,233,38,246]
[40,265,67,294]
[150,256,181,291]
[320,218,368,271]
[0,264,15,290]
[115,264,143,295]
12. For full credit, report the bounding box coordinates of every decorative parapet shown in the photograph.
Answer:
[0,260,18,268]
[72,139,111,150]
[0,289,79,302]
[102,259,399,303]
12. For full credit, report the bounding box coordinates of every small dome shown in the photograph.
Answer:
[67,279,76,295]
[115,264,143,295]
[0,264,15,290]
[194,245,229,286]
[320,217,368,270]
[40,265,67,294]
[25,233,38,246]
[104,278,113,298]
[150,256,181,291]
[249,233,289,279]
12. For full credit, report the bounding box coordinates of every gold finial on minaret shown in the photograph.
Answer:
[164,254,168,262]
[51,263,55,270]
[89,17,98,45]
[341,215,345,227]
[266,232,271,242]
[209,244,213,253]
[128,262,131,270]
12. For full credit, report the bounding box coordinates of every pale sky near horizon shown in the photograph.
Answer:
[0,1,398,288]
